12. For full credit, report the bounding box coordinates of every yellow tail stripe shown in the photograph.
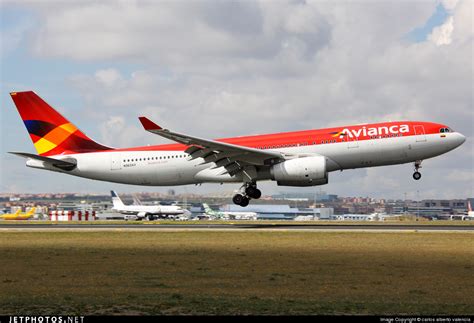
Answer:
[59,123,77,133]
[33,123,78,155]
[34,138,57,155]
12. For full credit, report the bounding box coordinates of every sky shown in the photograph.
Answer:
[0,0,472,200]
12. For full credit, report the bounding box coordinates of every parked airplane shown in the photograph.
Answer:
[466,200,474,219]
[111,190,189,220]
[0,207,36,220]
[0,209,21,219]
[202,203,257,220]
[10,91,466,207]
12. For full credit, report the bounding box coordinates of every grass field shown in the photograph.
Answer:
[0,231,473,315]
[1,219,473,225]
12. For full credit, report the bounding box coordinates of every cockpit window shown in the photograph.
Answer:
[440,127,452,133]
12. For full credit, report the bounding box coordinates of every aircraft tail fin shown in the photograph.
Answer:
[10,91,113,156]
[202,203,209,210]
[26,207,36,216]
[111,190,125,208]
[202,203,215,215]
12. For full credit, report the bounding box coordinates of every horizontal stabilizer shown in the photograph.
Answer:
[9,152,77,171]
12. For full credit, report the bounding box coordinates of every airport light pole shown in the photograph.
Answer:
[416,190,420,221]
[404,192,407,214]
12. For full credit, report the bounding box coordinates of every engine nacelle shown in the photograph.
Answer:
[270,156,328,187]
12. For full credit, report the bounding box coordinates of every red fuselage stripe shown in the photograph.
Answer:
[112,121,446,153]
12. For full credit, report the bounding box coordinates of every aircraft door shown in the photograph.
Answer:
[111,154,122,170]
[414,125,427,142]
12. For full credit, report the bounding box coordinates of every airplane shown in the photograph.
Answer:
[0,207,36,220]
[111,190,189,220]
[9,91,466,207]
[202,203,257,220]
[465,200,474,219]
[0,209,21,219]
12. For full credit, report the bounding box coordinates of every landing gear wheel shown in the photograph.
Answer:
[233,194,244,205]
[245,186,261,199]
[413,171,421,180]
[239,196,250,207]
[412,160,423,181]
[232,193,250,207]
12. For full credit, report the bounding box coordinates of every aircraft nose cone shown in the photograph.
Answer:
[453,132,466,148]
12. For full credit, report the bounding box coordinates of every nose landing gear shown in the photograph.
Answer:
[232,182,262,207]
[413,160,422,180]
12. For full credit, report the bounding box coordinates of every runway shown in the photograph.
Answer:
[0,222,473,232]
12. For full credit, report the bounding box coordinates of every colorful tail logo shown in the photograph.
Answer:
[329,131,347,138]
[10,91,112,156]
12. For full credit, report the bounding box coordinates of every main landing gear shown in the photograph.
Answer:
[413,160,422,180]
[232,182,262,207]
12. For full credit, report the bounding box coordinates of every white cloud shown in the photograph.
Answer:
[99,115,144,148]
[442,0,459,11]
[94,69,124,88]
[2,0,473,198]
[428,16,454,45]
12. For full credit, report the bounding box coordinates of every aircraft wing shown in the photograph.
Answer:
[139,117,286,176]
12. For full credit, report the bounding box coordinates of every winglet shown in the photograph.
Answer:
[139,117,162,131]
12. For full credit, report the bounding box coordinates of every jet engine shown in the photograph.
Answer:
[270,156,328,187]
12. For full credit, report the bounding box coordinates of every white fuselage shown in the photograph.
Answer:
[28,132,465,186]
[112,204,186,216]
